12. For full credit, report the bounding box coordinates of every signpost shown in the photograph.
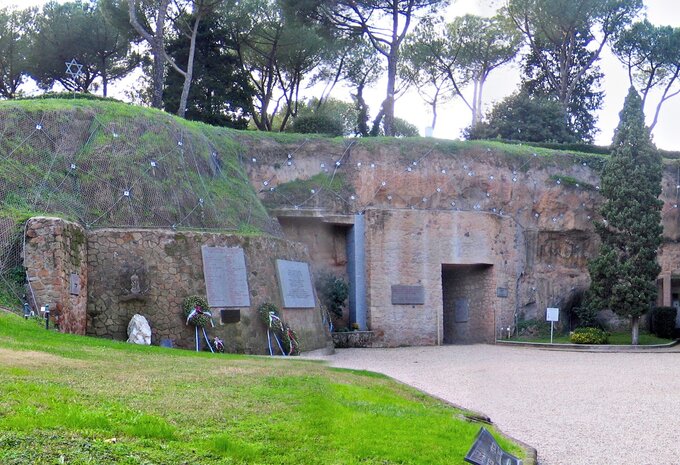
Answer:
[546,307,559,343]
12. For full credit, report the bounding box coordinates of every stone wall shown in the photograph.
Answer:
[23,218,331,354]
[363,209,518,346]
[86,229,331,354]
[24,217,88,334]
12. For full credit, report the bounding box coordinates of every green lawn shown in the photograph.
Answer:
[0,312,526,464]
[509,331,673,345]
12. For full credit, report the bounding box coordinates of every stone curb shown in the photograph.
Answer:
[495,339,680,353]
[389,377,539,465]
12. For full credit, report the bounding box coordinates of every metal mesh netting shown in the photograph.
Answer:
[0,103,273,305]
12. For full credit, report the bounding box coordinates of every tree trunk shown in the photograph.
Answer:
[631,315,640,346]
[178,11,202,118]
[370,101,386,137]
[354,81,369,137]
[384,48,397,136]
[128,0,170,109]
[151,1,169,109]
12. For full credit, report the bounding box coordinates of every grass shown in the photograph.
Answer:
[0,312,526,464]
[0,98,273,233]
[509,331,673,345]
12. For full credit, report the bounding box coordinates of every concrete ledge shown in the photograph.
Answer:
[496,339,680,353]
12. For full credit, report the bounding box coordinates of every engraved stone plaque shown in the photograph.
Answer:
[276,259,315,308]
[496,287,509,298]
[201,246,250,308]
[454,298,469,322]
[391,285,425,305]
[69,274,80,296]
[465,427,522,465]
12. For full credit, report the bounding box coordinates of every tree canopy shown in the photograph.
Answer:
[508,0,643,142]
[613,19,680,131]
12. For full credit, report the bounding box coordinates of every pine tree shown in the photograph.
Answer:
[586,87,663,345]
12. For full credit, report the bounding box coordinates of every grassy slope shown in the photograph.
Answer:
[0,312,526,465]
[0,98,271,233]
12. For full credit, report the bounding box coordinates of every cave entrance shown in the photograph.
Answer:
[442,264,494,344]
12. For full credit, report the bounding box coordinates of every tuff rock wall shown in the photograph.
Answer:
[240,138,680,344]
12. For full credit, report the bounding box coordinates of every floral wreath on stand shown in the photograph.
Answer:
[258,302,300,356]
[182,295,214,352]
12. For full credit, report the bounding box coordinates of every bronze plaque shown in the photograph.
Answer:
[391,285,425,305]
[220,309,241,324]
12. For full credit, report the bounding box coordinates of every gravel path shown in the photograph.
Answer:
[307,345,680,465]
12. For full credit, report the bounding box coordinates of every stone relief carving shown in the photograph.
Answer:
[120,267,148,302]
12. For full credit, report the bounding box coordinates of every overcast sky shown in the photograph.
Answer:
[2,0,680,149]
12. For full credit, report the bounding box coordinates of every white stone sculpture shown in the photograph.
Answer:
[127,314,151,345]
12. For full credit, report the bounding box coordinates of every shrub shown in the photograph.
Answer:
[289,114,345,136]
[571,305,601,329]
[570,327,609,344]
[315,271,349,320]
[650,306,677,339]
[516,318,551,338]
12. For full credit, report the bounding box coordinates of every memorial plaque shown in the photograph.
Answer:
[201,246,250,308]
[454,298,469,323]
[276,259,316,308]
[496,287,509,298]
[220,309,241,324]
[465,427,522,465]
[69,274,80,296]
[391,285,425,305]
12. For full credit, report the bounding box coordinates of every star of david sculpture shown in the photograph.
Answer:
[65,58,84,98]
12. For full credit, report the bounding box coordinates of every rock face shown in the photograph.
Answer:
[239,137,680,345]
[127,314,151,345]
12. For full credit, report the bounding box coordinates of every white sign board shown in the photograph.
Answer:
[546,307,560,322]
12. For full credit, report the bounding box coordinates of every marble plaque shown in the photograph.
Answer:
[496,287,509,298]
[465,427,522,465]
[276,259,315,308]
[391,285,425,305]
[201,246,250,308]
[69,274,80,296]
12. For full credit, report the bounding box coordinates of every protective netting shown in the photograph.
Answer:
[0,104,273,305]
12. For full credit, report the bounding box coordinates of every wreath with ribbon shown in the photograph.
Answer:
[258,302,300,356]
[182,295,213,328]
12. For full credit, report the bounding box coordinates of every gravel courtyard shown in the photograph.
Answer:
[309,345,680,465]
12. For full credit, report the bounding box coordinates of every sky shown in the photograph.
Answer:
[2,0,680,149]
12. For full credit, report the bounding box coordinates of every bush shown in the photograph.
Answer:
[315,272,349,320]
[650,306,677,339]
[571,305,601,329]
[570,327,609,344]
[516,318,551,338]
[289,114,345,136]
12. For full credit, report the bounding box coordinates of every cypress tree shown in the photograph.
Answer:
[586,87,663,345]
